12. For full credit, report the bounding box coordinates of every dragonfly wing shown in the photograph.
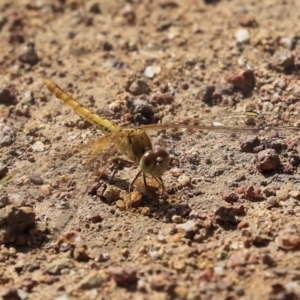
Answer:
[87,132,117,166]
[140,112,260,132]
[140,111,300,133]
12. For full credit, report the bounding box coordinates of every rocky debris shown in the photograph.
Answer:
[152,93,174,105]
[0,164,9,179]
[0,88,17,105]
[78,271,104,290]
[177,174,191,186]
[31,141,45,152]
[262,254,276,267]
[87,214,103,224]
[255,149,281,172]
[237,219,249,230]
[0,195,9,208]
[122,5,136,25]
[127,94,159,125]
[159,0,179,8]
[150,273,175,292]
[194,267,214,281]
[215,205,237,223]
[73,244,90,262]
[226,250,258,269]
[222,191,239,203]
[0,206,35,244]
[144,65,161,79]
[276,183,293,201]
[289,189,300,200]
[45,258,75,275]
[89,3,101,14]
[28,173,44,185]
[109,267,138,286]
[240,135,260,153]
[265,196,280,209]
[235,28,250,43]
[199,85,216,106]
[289,153,300,167]
[238,15,258,27]
[18,43,39,66]
[272,50,295,72]
[239,218,274,247]
[0,287,24,300]
[176,220,199,238]
[269,283,299,300]
[227,69,256,92]
[172,215,183,224]
[41,184,51,195]
[0,119,16,147]
[275,224,300,250]
[102,186,120,203]
[243,186,262,201]
[125,77,151,95]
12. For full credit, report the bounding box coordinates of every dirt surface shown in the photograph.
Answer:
[1,0,300,299]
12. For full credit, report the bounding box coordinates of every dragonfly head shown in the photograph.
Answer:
[139,148,170,177]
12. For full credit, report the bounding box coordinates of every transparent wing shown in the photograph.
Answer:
[139,111,300,132]
[43,133,116,168]
[86,132,117,165]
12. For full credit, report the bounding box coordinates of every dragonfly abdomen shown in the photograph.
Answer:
[43,79,119,133]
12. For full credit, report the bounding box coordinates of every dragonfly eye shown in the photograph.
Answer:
[139,148,170,177]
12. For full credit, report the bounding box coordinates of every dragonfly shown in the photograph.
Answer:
[43,79,275,206]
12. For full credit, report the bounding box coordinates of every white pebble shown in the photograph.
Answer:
[31,141,44,152]
[178,174,190,186]
[235,28,250,43]
[144,65,161,78]
[24,90,33,100]
[172,215,183,224]
[279,37,292,49]
[170,167,181,177]
[176,220,196,233]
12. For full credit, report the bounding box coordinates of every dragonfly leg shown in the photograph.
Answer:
[153,176,165,193]
[142,172,148,188]
[128,170,142,208]
[107,157,133,183]
[88,156,134,197]
[97,156,133,183]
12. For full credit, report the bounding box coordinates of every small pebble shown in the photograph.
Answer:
[0,195,9,207]
[110,267,138,285]
[144,65,161,78]
[0,164,8,178]
[176,220,196,233]
[41,184,51,195]
[172,215,183,223]
[157,233,167,243]
[177,174,190,186]
[102,186,120,203]
[235,28,250,43]
[29,173,43,185]
[170,167,181,177]
[121,248,129,257]
[115,200,126,210]
[0,119,16,147]
[276,224,300,250]
[279,37,293,49]
[255,149,280,172]
[31,141,44,152]
[228,69,255,91]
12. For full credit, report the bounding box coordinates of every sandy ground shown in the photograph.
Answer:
[1,0,300,299]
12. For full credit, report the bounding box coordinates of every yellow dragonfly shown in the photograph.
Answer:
[43,79,287,205]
